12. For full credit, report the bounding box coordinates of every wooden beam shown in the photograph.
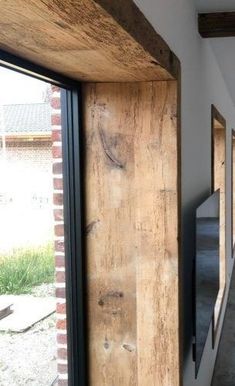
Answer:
[0,0,180,82]
[199,12,235,38]
[83,80,181,386]
[212,105,226,129]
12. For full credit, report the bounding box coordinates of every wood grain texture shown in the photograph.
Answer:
[212,112,226,329]
[0,0,180,82]
[199,12,235,38]
[82,81,180,386]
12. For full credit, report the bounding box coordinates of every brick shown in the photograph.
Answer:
[55,240,64,253]
[54,209,64,221]
[51,87,68,383]
[56,287,66,299]
[55,224,64,237]
[52,129,62,142]
[51,113,61,126]
[58,363,68,374]
[53,178,63,190]
[53,161,63,175]
[52,145,62,158]
[57,318,67,330]
[56,271,66,285]
[55,255,65,267]
[51,85,60,93]
[58,348,67,360]
[58,379,68,386]
[51,97,61,109]
[57,333,67,345]
[54,193,63,206]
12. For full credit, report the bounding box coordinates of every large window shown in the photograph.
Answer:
[0,55,85,386]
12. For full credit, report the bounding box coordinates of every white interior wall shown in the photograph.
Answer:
[133,0,235,385]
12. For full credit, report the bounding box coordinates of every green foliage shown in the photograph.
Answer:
[0,244,54,295]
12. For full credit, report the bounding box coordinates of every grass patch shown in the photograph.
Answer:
[0,243,54,295]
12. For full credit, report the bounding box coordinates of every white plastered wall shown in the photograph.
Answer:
[134,0,235,385]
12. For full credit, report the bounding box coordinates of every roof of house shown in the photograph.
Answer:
[2,103,51,134]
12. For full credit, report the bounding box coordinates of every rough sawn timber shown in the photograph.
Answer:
[0,0,180,82]
[199,12,235,38]
[82,81,180,386]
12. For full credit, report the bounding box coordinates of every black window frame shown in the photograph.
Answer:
[0,49,87,386]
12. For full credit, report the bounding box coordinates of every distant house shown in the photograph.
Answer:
[0,103,53,251]
[2,103,51,141]
[0,103,52,205]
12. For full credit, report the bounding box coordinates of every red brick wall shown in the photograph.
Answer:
[51,85,68,386]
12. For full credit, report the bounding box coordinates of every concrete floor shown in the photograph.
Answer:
[196,218,220,374]
[211,264,235,386]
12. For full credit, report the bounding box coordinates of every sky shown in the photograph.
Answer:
[0,66,49,105]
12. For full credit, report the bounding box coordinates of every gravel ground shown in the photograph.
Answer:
[0,284,57,386]
[31,283,55,298]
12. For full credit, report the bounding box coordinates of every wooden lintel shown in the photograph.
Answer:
[0,0,180,82]
[212,105,226,129]
[199,12,235,38]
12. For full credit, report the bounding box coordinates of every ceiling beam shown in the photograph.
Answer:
[198,12,235,38]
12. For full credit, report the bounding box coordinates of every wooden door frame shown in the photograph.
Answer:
[0,1,182,385]
[211,105,227,344]
[211,105,226,193]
